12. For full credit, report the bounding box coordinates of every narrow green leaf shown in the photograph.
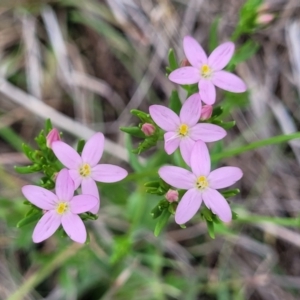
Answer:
[77,139,85,154]
[17,212,42,228]
[45,119,53,134]
[120,126,146,138]
[168,49,178,71]
[169,90,182,114]
[209,17,220,52]
[206,220,215,239]
[154,209,171,237]
[221,189,240,198]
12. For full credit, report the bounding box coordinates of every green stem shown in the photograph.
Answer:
[211,132,300,162]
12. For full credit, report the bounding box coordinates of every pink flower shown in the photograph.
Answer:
[52,132,128,214]
[46,128,61,148]
[22,169,98,243]
[165,189,179,202]
[200,105,213,120]
[169,36,247,105]
[141,123,156,136]
[149,93,226,165]
[159,141,243,224]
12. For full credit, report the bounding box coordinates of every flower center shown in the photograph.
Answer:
[200,64,212,79]
[196,176,209,190]
[79,163,91,177]
[56,202,68,215]
[179,124,189,136]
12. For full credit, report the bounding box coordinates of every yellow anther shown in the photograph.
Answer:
[196,176,209,190]
[179,124,189,136]
[200,64,212,79]
[79,163,91,177]
[56,202,68,215]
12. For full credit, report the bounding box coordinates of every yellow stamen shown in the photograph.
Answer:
[79,163,91,177]
[196,176,209,190]
[179,124,189,136]
[200,64,212,79]
[56,202,68,215]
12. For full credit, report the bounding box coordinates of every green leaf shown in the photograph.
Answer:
[211,106,224,118]
[154,209,171,237]
[120,126,146,139]
[169,90,182,115]
[77,139,85,154]
[45,119,53,134]
[221,189,240,198]
[168,48,178,71]
[130,109,151,123]
[211,119,236,130]
[206,220,215,239]
[144,181,160,188]
[14,164,42,174]
[17,212,42,228]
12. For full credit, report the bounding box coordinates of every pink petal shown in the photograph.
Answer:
[164,132,180,154]
[169,67,200,85]
[92,164,128,183]
[190,140,211,177]
[61,213,87,243]
[70,195,98,214]
[81,132,104,167]
[55,169,74,201]
[32,211,61,243]
[69,169,82,190]
[52,141,82,169]
[208,167,243,189]
[202,188,232,223]
[179,137,195,166]
[179,93,202,127]
[183,36,207,68]
[81,177,100,214]
[175,188,202,224]
[158,166,196,189]
[22,186,57,210]
[199,80,216,105]
[208,42,235,71]
[149,105,180,132]
[212,71,247,93]
[189,123,227,142]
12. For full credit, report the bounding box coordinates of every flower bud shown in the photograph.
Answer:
[165,189,178,202]
[46,128,60,148]
[180,58,191,67]
[200,105,213,120]
[141,123,156,136]
[256,13,274,25]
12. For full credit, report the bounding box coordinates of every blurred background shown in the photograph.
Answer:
[1,0,300,299]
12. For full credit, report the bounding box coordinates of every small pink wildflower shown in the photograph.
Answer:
[22,169,98,243]
[166,189,179,202]
[149,93,226,165]
[52,132,128,214]
[141,123,156,136]
[46,128,60,148]
[159,141,243,224]
[169,36,247,105]
[200,105,213,121]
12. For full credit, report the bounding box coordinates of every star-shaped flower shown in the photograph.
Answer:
[22,169,98,243]
[159,140,243,224]
[149,93,226,165]
[52,132,128,214]
[169,36,247,105]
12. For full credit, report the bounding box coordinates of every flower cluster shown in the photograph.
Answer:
[146,36,245,230]
[21,130,128,244]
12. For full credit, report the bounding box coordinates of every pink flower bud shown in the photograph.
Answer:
[256,13,274,25]
[141,123,156,136]
[165,189,179,202]
[46,128,60,148]
[180,58,191,67]
[200,105,213,120]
